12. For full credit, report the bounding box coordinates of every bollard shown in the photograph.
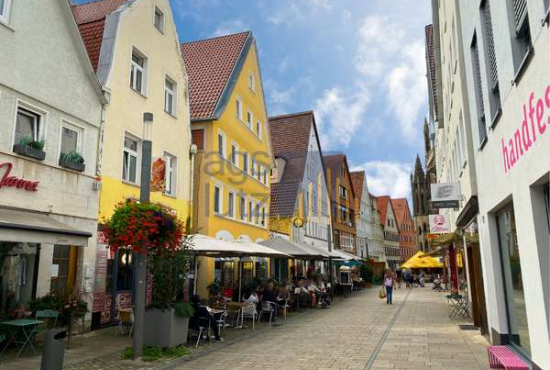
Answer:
[40,329,66,370]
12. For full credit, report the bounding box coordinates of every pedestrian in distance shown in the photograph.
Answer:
[384,269,396,305]
[395,268,402,289]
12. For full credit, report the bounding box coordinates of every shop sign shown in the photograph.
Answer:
[501,84,550,173]
[429,214,451,234]
[0,162,39,192]
[431,183,460,208]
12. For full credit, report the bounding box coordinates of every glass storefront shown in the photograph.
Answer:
[497,206,531,355]
[214,259,235,288]
[0,242,38,313]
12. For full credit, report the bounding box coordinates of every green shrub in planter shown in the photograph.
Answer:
[60,150,85,164]
[18,136,45,151]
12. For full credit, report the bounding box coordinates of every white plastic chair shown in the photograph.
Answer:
[240,302,257,330]
[259,301,277,324]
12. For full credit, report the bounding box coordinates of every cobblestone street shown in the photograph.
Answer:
[175,286,489,370]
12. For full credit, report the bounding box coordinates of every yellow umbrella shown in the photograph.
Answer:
[400,251,443,269]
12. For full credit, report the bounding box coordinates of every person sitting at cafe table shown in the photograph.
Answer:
[191,295,222,342]
[262,282,279,319]
[277,284,291,306]
[308,278,321,307]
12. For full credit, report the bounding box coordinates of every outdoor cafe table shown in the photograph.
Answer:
[0,319,44,357]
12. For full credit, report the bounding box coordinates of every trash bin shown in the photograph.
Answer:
[40,329,66,370]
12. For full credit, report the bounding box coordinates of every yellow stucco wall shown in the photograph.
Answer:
[98,0,192,222]
[194,42,273,297]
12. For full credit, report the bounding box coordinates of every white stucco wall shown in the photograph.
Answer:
[459,0,550,367]
[0,0,104,311]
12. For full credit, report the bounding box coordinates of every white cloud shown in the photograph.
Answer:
[314,85,370,150]
[212,19,247,37]
[267,0,332,25]
[385,39,427,138]
[268,86,296,115]
[352,161,412,199]
[278,56,290,74]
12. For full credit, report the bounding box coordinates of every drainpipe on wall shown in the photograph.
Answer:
[189,144,198,230]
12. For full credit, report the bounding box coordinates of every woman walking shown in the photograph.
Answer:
[384,269,396,305]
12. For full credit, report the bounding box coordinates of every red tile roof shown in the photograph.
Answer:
[181,32,250,120]
[72,0,128,71]
[425,24,439,118]
[350,171,365,203]
[376,195,390,226]
[391,198,410,228]
[268,112,314,217]
[72,0,127,24]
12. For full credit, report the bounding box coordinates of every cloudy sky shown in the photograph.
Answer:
[171,0,432,199]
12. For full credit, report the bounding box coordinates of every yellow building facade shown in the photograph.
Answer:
[182,32,273,297]
[74,0,192,324]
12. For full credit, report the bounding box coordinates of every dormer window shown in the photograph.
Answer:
[249,72,255,92]
[154,6,165,33]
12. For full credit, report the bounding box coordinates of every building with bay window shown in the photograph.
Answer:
[0,0,106,326]
[72,0,193,327]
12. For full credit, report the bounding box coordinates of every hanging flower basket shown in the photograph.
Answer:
[102,201,186,255]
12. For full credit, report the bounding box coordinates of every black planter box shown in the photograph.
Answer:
[59,158,85,172]
[13,144,46,161]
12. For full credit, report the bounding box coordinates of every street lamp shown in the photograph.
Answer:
[133,112,153,360]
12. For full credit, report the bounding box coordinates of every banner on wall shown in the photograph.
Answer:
[429,214,451,234]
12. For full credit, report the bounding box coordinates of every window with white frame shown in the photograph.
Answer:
[0,0,12,22]
[255,204,260,225]
[257,164,262,181]
[214,185,222,214]
[251,157,256,177]
[14,107,42,145]
[217,131,225,158]
[231,143,238,166]
[248,200,253,223]
[481,0,501,121]
[508,0,531,75]
[339,185,348,199]
[60,123,82,156]
[154,6,165,33]
[256,120,262,139]
[122,135,140,183]
[243,152,249,173]
[249,71,255,92]
[262,168,267,185]
[236,98,243,121]
[130,50,146,94]
[164,78,176,115]
[240,196,246,220]
[261,207,266,226]
[164,153,177,196]
[228,191,235,218]
[246,111,253,129]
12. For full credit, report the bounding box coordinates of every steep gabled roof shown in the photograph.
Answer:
[270,181,300,217]
[268,111,329,218]
[71,0,128,71]
[323,154,356,200]
[350,171,365,203]
[181,32,251,120]
[376,195,391,226]
[391,198,410,228]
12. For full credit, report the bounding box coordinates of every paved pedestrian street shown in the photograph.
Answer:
[175,286,489,370]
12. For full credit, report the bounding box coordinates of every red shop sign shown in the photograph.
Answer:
[0,162,39,192]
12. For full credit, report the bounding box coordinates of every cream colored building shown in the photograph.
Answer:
[73,0,192,326]
[0,0,106,324]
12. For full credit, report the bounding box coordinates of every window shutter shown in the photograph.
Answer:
[482,1,499,89]
[513,0,528,29]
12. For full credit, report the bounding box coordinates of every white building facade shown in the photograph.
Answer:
[458,0,550,368]
[0,0,106,322]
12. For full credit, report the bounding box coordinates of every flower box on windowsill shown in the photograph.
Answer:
[59,157,85,172]
[13,144,46,161]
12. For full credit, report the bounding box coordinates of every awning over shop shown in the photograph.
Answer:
[431,232,479,247]
[260,238,321,259]
[0,208,92,247]
[189,234,290,258]
[331,249,362,261]
[401,251,443,269]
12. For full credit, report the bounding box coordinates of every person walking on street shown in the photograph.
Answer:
[395,268,402,289]
[384,269,396,305]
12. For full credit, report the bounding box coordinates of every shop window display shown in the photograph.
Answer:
[497,206,531,355]
[0,242,38,313]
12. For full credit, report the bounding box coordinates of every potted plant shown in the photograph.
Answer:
[13,136,46,160]
[102,202,192,347]
[59,150,85,172]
